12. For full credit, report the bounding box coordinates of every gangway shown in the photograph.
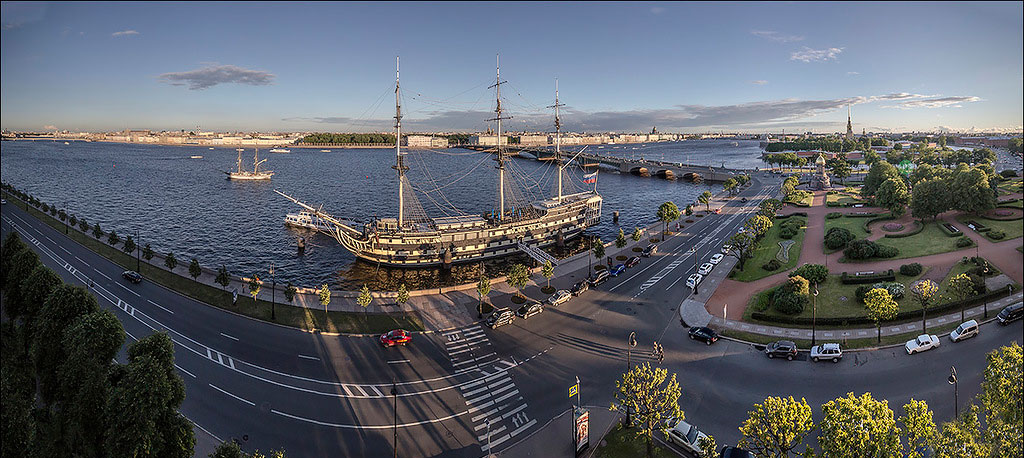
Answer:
[517,242,558,266]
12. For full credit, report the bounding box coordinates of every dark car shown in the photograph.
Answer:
[609,264,626,277]
[765,340,798,360]
[625,256,641,268]
[590,270,610,286]
[571,280,590,296]
[719,445,754,458]
[380,329,411,347]
[998,303,1024,325]
[486,307,515,329]
[516,301,544,319]
[642,245,657,257]
[688,326,719,345]
[741,197,748,203]
[121,270,142,284]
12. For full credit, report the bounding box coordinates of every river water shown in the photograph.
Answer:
[0,139,764,289]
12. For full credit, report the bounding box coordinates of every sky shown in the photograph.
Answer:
[1,1,1022,134]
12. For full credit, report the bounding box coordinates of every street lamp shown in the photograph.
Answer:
[391,381,398,458]
[948,366,958,418]
[626,331,637,428]
[135,229,140,272]
[982,266,989,319]
[269,263,276,321]
[812,285,819,347]
[63,201,68,234]
[691,246,699,295]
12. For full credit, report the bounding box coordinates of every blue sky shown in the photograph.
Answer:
[2,1,1021,133]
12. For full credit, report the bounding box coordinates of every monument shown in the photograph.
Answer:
[810,153,831,190]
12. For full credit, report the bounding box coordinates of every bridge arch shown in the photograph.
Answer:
[654,169,676,180]
[682,172,702,182]
[630,167,650,177]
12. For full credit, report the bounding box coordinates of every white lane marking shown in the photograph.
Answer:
[271,406,472,429]
[508,418,537,438]
[115,282,141,297]
[482,432,512,450]
[191,420,224,443]
[666,275,683,290]
[492,389,520,404]
[175,364,197,378]
[472,407,500,423]
[75,255,88,264]
[147,299,174,314]
[220,332,239,341]
[45,235,56,244]
[386,359,410,364]
[478,425,507,442]
[448,346,475,356]
[463,377,511,398]
[370,385,384,397]
[298,354,320,361]
[501,403,529,420]
[94,269,111,280]
[209,383,255,406]
[59,245,72,255]
[453,352,497,367]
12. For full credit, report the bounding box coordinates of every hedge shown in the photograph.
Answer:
[776,212,808,219]
[845,212,885,218]
[883,220,925,238]
[841,269,896,284]
[863,213,896,234]
[939,222,964,237]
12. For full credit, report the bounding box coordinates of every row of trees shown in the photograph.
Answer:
[764,137,883,154]
[723,198,784,271]
[722,173,751,196]
[297,133,397,144]
[614,342,1022,458]
[860,159,999,219]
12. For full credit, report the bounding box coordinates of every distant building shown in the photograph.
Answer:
[470,135,507,146]
[405,135,449,148]
[845,105,854,140]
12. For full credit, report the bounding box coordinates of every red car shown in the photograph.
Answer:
[380,329,411,347]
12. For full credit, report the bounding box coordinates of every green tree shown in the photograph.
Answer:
[758,198,783,218]
[819,392,903,458]
[610,362,683,458]
[540,260,554,289]
[899,399,937,458]
[950,165,997,214]
[592,238,605,264]
[396,283,410,307]
[744,214,773,239]
[656,202,681,241]
[210,441,288,458]
[248,274,261,300]
[189,258,202,282]
[909,280,939,333]
[4,248,40,320]
[91,222,104,239]
[215,265,231,289]
[476,272,491,317]
[697,434,718,458]
[142,244,154,262]
[828,157,852,184]
[979,343,1023,457]
[79,218,89,231]
[725,232,757,270]
[318,283,331,327]
[284,282,297,303]
[862,161,899,197]
[875,177,910,215]
[947,273,975,322]
[723,178,737,196]
[122,235,136,255]
[685,204,693,217]
[934,405,989,458]
[506,264,530,299]
[31,285,100,405]
[21,265,64,334]
[865,288,899,343]
[698,190,713,211]
[790,264,828,285]
[107,230,119,246]
[356,284,372,309]
[738,395,815,458]
[631,227,643,243]
[909,179,950,221]
[2,231,28,285]
[615,228,627,249]
[164,252,177,271]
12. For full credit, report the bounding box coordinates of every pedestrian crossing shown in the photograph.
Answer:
[442,325,538,453]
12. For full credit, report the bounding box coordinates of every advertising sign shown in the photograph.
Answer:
[574,407,590,454]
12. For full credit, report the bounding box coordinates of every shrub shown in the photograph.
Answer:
[899,263,923,276]
[826,212,843,219]
[956,237,974,248]
[844,239,877,260]
[840,269,897,284]
[753,291,772,312]
[825,227,855,250]
[875,244,899,258]
[762,259,781,271]
[872,281,905,299]
[773,291,807,315]
[779,226,797,239]
[781,275,810,297]
[1000,169,1019,178]
[855,285,873,303]
[988,230,1006,240]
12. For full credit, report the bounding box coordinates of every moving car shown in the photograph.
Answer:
[486,307,515,329]
[720,446,754,458]
[765,340,798,360]
[570,280,589,296]
[609,264,626,277]
[625,256,641,268]
[741,197,748,203]
[709,253,724,265]
[380,329,411,347]
[642,245,657,257]
[998,303,1023,325]
[698,262,714,275]
[688,326,718,345]
[121,270,142,284]
[516,301,544,319]
[905,334,940,355]
[664,419,709,455]
[590,270,610,286]
[686,273,703,289]
[949,320,979,342]
[810,343,843,363]
[546,290,571,307]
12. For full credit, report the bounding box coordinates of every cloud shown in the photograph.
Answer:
[751,80,768,85]
[43,125,57,130]
[887,96,981,109]
[650,6,665,14]
[847,71,860,75]
[111,30,139,37]
[159,64,275,90]
[790,47,843,62]
[750,30,804,43]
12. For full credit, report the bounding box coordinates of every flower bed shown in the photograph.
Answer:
[882,223,904,232]
[939,222,963,237]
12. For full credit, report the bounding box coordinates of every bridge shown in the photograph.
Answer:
[460,145,744,182]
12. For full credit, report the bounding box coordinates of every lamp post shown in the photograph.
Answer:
[391,381,398,458]
[626,331,637,428]
[812,285,819,347]
[948,366,958,418]
[982,266,989,318]
[135,229,140,272]
[691,246,699,295]
[63,201,68,234]
[269,263,276,321]
[588,236,593,279]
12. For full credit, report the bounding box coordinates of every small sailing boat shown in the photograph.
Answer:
[225,148,273,180]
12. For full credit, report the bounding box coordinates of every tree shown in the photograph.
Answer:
[396,283,409,307]
[979,343,1023,457]
[828,157,852,184]
[164,252,177,271]
[685,204,693,217]
[819,392,903,458]
[758,198,783,218]
[698,190,713,211]
[210,441,288,458]
[744,214,773,239]
[948,273,975,322]
[107,230,119,246]
[248,274,261,300]
[875,177,910,215]
[950,165,996,215]
[79,218,89,232]
[862,161,899,197]
[506,263,529,299]
[899,399,937,458]
[4,248,40,320]
[318,283,331,326]
[216,265,231,289]
[738,395,815,458]
[20,265,64,344]
[142,244,154,262]
[31,285,100,404]
[122,235,136,255]
[2,231,28,287]
[723,178,737,196]
[540,260,554,289]
[909,179,950,221]
[781,179,796,198]
[92,222,104,239]
[631,227,643,243]
[697,435,718,458]
[610,362,683,458]
[725,232,756,270]
[909,280,939,332]
[934,405,989,458]
[656,202,680,240]
[615,228,627,249]
[592,239,605,265]
[790,264,828,285]
[356,284,372,308]
[189,258,202,282]
[283,282,297,303]
[476,272,491,317]
[865,288,899,343]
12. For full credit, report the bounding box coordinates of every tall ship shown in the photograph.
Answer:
[225,148,273,180]
[276,57,602,267]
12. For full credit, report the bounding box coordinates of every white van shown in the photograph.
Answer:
[949,320,979,342]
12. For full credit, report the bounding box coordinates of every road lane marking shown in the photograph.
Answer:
[175,364,197,378]
[220,332,239,341]
[386,359,410,364]
[478,425,507,442]
[75,255,88,264]
[93,269,111,280]
[209,383,255,406]
[115,282,141,297]
[666,275,683,290]
[147,299,174,314]
[270,406,472,429]
[298,354,320,361]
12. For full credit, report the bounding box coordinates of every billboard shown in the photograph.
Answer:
[574,407,589,454]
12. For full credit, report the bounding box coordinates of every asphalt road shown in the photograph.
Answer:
[3,176,1020,457]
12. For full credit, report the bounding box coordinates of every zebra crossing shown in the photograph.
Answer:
[443,325,538,453]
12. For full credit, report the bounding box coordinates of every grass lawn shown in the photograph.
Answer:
[955,214,1024,242]
[784,191,814,207]
[825,214,873,240]
[720,321,961,350]
[596,424,676,458]
[826,190,866,206]
[999,200,1024,209]
[732,216,807,282]
[4,191,424,334]
[997,178,1022,195]
[836,221,969,262]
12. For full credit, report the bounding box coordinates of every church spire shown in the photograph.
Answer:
[845,104,853,140]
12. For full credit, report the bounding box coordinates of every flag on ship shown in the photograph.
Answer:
[582,171,598,184]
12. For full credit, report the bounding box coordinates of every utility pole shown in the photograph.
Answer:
[270,263,276,321]
[135,229,140,272]
[625,331,637,428]
[948,366,958,418]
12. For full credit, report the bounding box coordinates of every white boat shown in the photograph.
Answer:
[190,155,203,159]
[209,147,215,150]
[270,148,291,153]
[63,142,69,145]
[285,210,336,232]
[320,149,332,152]
[225,148,273,180]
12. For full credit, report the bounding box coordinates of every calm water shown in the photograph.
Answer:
[0,139,763,289]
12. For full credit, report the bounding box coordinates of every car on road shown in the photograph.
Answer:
[709,253,724,265]
[949,320,979,342]
[642,245,657,257]
[516,301,544,319]
[609,264,626,277]
[625,256,641,268]
[741,197,748,203]
[720,244,732,254]
[810,343,843,363]
[698,262,714,275]
[121,270,142,284]
[486,307,515,329]
[590,270,610,286]
[570,280,589,296]
[664,419,709,455]
[998,303,1023,325]
[688,326,718,345]
[1,199,6,205]
[380,329,411,347]
[720,446,754,458]
[905,334,940,355]
[686,273,703,289]
[765,340,798,360]
[546,290,571,307]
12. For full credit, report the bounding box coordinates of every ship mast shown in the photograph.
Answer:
[549,79,565,202]
[392,56,407,228]
[487,54,511,221]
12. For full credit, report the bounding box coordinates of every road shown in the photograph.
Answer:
[2,176,1020,457]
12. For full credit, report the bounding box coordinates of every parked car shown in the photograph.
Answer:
[741,197,748,203]
[664,419,709,455]
[609,264,626,277]
[709,253,724,265]
[686,273,703,289]
[765,340,798,360]
[642,245,658,257]
[810,343,843,363]
[998,303,1024,325]
[121,270,142,284]
[486,307,515,329]
[516,301,544,319]
[590,270,610,286]
[719,446,754,458]
[688,326,718,345]
[720,244,732,254]
[546,290,571,307]
[905,334,940,355]
[949,320,979,342]
[625,256,641,268]
[698,262,714,275]
[380,329,411,347]
[570,280,589,296]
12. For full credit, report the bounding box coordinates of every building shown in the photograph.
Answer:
[470,135,507,146]
[404,135,449,148]
[845,105,854,140]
